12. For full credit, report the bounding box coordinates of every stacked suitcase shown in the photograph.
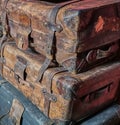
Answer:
[0,0,120,124]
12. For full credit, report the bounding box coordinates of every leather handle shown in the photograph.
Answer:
[96,43,119,59]
[81,82,113,103]
[86,43,119,63]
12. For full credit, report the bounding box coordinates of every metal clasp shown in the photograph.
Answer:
[42,88,57,102]
[14,56,27,82]
[44,21,63,33]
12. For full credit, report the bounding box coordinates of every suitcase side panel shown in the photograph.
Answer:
[3,43,46,81]
[48,63,120,121]
[2,43,48,110]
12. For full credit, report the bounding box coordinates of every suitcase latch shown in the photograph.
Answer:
[44,21,63,32]
[14,56,27,82]
[42,88,57,102]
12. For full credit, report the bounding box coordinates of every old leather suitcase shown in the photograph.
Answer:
[1,0,120,80]
[1,42,120,124]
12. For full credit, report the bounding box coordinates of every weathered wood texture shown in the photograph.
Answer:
[1,42,120,123]
[1,0,120,73]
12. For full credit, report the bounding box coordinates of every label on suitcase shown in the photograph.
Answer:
[1,42,120,123]
[1,0,120,76]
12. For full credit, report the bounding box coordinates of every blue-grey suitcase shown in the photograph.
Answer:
[0,76,53,125]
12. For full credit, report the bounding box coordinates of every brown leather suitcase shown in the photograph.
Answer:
[1,42,120,124]
[1,0,120,81]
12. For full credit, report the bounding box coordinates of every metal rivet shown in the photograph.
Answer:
[44,22,48,26]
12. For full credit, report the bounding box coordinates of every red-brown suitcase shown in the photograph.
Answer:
[1,0,120,81]
[1,42,120,124]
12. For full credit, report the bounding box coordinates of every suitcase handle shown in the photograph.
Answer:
[80,82,113,103]
[96,43,119,59]
[86,43,119,63]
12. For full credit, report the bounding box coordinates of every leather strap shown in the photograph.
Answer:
[0,98,24,125]
[0,41,15,76]
[9,99,24,125]
[42,67,66,116]
[36,0,80,82]
[36,58,51,82]
[0,0,8,47]
[46,0,80,56]
[0,10,7,48]
[1,0,9,38]
[0,0,15,75]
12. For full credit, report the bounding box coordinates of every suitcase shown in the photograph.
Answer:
[80,104,120,125]
[1,0,120,80]
[1,42,120,123]
[0,76,53,125]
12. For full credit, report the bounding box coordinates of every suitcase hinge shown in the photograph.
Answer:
[14,56,27,82]
[42,88,57,102]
